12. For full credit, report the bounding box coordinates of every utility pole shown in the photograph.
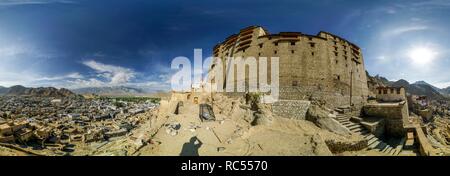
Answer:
[350,69,353,107]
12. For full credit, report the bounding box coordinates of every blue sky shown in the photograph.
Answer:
[1,0,450,91]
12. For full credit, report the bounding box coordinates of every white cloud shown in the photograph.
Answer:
[383,26,428,37]
[37,72,83,81]
[82,60,136,85]
[432,81,450,89]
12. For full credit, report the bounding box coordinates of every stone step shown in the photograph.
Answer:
[368,137,378,146]
[337,118,350,122]
[376,142,387,150]
[379,144,389,152]
[369,140,381,149]
[356,130,370,136]
[347,124,362,130]
[341,121,352,126]
[383,146,393,154]
[394,147,402,155]
[338,119,351,123]
[351,127,365,133]
[389,148,397,155]
[364,134,375,140]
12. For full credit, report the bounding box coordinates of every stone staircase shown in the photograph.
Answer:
[334,114,402,156]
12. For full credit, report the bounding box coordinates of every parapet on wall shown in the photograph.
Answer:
[376,87,406,102]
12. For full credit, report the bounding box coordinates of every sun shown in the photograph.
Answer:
[408,47,436,64]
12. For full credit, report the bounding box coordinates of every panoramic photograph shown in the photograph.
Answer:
[1,0,450,158]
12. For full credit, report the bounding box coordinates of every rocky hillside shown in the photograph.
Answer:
[367,73,446,100]
[0,86,8,95]
[391,80,444,100]
[72,86,145,95]
[2,85,76,97]
[441,87,450,97]
[366,72,389,96]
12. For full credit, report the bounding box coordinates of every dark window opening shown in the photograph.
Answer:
[308,37,313,41]
[378,90,382,94]
[334,52,338,56]
[259,44,263,48]
[274,42,278,46]
[291,42,296,46]
[310,43,315,47]
[292,81,298,86]
[397,89,401,94]
[335,60,338,64]
[337,75,340,80]
[390,88,394,94]
[291,50,295,54]
[274,50,277,54]
[311,52,315,56]
[383,89,388,94]
[258,53,261,56]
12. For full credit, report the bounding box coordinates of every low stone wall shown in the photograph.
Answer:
[363,102,408,137]
[361,118,385,138]
[325,139,368,154]
[410,126,438,156]
[279,86,365,112]
[272,100,311,120]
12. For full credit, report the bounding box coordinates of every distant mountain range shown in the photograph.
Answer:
[0,85,76,97]
[71,86,146,95]
[367,73,449,100]
[0,86,8,95]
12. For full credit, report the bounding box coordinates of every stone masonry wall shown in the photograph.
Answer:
[272,100,311,120]
[363,103,408,137]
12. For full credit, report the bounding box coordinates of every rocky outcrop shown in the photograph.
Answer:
[392,79,444,100]
[72,86,145,95]
[5,85,76,97]
[305,104,351,136]
[0,86,9,95]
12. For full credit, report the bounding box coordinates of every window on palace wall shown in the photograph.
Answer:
[291,42,296,46]
[311,52,314,56]
[292,81,298,86]
[274,42,278,46]
[310,43,315,47]
[383,89,388,94]
[378,90,382,94]
[274,50,277,54]
[397,89,401,94]
[259,44,263,48]
[291,50,295,54]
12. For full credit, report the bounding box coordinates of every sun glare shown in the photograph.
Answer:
[408,47,436,64]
